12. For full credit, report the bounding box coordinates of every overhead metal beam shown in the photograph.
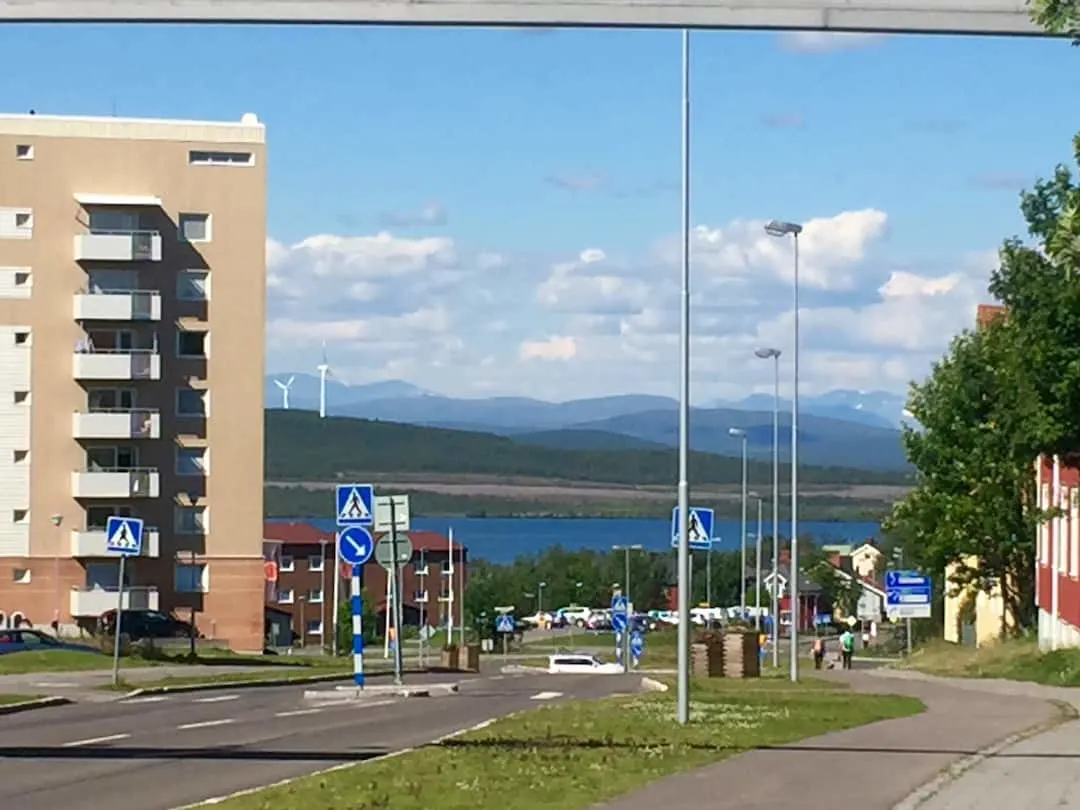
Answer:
[0,0,1046,36]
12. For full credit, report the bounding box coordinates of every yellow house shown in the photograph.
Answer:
[943,556,1018,647]
[850,543,884,578]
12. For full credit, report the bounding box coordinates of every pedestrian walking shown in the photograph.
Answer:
[812,636,825,669]
[839,627,855,669]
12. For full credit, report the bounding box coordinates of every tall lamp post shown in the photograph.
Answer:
[728,427,749,618]
[51,514,62,636]
[755,347,782,666]
[764,218,803,683]
[748,492,764,630]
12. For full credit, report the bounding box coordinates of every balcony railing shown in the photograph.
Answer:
[74,230,163,262]
[71,467,160,499]
[70,586,159,617]
[72,409,160,440]
[72,349,160,381]
[74,288,161,321]
[70,526,160,558]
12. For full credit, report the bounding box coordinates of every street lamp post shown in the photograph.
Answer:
[728,427,749,618]
[50,514,62,636]
[755,347,782,666]
[537,581,547,618]
[764,218,803,683]
[749,492,764,630]
[612,544,642,667]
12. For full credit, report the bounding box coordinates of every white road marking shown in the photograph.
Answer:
[177,718,235,730]
[274,708,322,718]
[530,691,563,701]
[32,681,79,688]
[62,733,130,747]
[193,694,240,704]
[123,695,167,704]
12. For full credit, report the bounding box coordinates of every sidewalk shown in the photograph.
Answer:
[593,669,1065,810]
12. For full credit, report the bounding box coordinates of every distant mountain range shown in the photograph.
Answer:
[263,374,911,471]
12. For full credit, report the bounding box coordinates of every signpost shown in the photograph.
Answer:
[338,527,374,689]
[333,483,374,659]
[105,515,143,688]
[494,605,515,658]
[630,629,644,669]
[886,570,932,656]
[375,495,412,686]
[670,506,714,551]
[611,593,629,668]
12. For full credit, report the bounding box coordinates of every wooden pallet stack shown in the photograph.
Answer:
[722,631,762,679]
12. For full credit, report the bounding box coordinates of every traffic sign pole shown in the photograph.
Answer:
[112,554,126,687]
[104,515,143,688]
[351,564,364,689]
[389,498,404,686]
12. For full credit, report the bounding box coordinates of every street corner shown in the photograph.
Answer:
[303,681,460,702]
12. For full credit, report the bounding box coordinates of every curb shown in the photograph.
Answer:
[121,671,353,697]
[640,677,669,692]
[891,698,1079,810]
[0,696,72,715]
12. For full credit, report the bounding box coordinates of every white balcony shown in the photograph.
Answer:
[72,410,160,440]
[70,586,159,618]
[74,290,161,321]
[71,468,160,499]
[73,351,160,381]
[74,231,162,262]
[70,527,160,558]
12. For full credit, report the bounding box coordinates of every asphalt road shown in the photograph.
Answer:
[0,668,638,810]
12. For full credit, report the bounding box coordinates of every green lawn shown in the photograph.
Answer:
[899,638,1080,686]
[0,647,353,676]
[0,694,43,706]
[211,677,922,810]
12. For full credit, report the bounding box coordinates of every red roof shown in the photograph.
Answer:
[976,304,1006,328]
[263,522,465,553]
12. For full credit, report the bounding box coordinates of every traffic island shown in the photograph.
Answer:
[302,682,460,702]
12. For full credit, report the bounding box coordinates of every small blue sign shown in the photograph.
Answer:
[338,526,374,566]
[885,570,932,606]
[336,484,374,527]
[496,614,515,634]
[630,630,644,657]
[670,506,714,550]
[105,516,143,556]
[611,594,629,633]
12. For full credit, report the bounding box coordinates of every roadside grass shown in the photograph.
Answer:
[0,646,355,676]
[212,677,921,810]
[898,637,1080,686]
[0,694,43,706]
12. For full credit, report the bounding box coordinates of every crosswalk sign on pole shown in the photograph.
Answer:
[336,484,374,527]
[496,614,515,634]
[670,506,714,550]
[105,516,144,556]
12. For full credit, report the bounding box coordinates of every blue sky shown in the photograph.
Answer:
[2,24,1077,402]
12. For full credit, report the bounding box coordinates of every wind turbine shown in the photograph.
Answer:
[316,343,331,419]
[274,376,295,410]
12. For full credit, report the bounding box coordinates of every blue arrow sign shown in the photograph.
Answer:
[338,526,374,566]
[630,630,644,656]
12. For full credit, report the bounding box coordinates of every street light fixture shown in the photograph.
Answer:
[755,346,782,666]
[763,218,803,683]
[728,427,749,618]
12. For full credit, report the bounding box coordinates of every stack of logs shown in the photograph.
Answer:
[690,630,761,678]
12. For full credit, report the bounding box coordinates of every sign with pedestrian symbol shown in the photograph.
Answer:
[105,516,144,556]
[496,614,515,634]
[670,506,714,550]
[336,484,373,527]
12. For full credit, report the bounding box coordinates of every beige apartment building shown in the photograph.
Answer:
[0,112,267,651]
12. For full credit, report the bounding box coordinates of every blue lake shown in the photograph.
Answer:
[294,517,881,565]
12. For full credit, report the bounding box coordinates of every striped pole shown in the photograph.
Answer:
[351,563,364,689]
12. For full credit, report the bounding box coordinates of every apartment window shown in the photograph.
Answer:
[280,554,295,573]
[12,568,30,584]
[306,589,323,604]
[178,213,211,243]
[189,150,253,166]
[414,589,428,602]
[0,209,33,239]
[14,330,29,346]
[86,446,137,470]
[14,213,31,229]
[177,331,207,359]
[176,388,208,417]
[176,448,209,476]
[308,554,324,572]
[174,506,208,535]
[88,388,136,412]
[177,270,210,301]
[12,509,27,524]
[87,505,132,528]
[12,391,27,405]
[305,620,323,636]
[175,563,208,594]
[15,144,32,160]
[89,210,141,233]
[277,588,294,605]
[412,557,428,574]
[12,450,27,463]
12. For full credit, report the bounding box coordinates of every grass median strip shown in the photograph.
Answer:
[211,677,922,810]
[898,638,1080,686]
[0,694,44,706]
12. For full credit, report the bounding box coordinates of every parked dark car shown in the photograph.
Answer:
[0,628,100,656]
[97,609,198,641]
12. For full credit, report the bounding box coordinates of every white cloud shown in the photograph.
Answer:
[777,32,887,54]
[263,212,995,402]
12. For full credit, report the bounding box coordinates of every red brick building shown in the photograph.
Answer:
[262,522,468,646]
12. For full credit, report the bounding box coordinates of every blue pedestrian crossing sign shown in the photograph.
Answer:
[336,484,374,527]
[338,526,374,566]
[105,516,144,556]
[670,506,714,550]
[611,594,629,633]
[630,630,644,658]
[495,614,515,634]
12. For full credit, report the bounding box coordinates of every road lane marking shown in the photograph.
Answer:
[32,681,79,688]
[177,718,235,730]
[530,691,563,700]
[193,694,240,704]
[123,696,167,704]
[274,708,322,718]
[62,733,131,747]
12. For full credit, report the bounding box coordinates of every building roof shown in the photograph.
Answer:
[0,111,265,143]
[977,304,1007,328]
[262,521,465,553]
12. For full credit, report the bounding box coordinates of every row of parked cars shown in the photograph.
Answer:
[521,606,660,633]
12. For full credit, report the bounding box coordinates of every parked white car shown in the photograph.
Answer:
[547,653,625,675]
[557,606,593,627]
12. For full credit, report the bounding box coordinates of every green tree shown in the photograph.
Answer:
[335,588,377,653]
[802,546,859,618]
[1031,0,1080,40]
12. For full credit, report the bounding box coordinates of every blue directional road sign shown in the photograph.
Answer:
[105,516,144,556]
[336,484,374,527]
[611,594,629,634]
[338,527,375,566]
[670,506,714,550]
[630,630,644,658]
[885,570,932,619]
[496,614,515,634]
